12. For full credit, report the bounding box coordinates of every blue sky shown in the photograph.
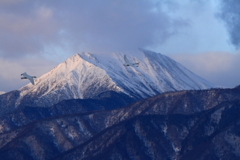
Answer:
[0,0,240,92]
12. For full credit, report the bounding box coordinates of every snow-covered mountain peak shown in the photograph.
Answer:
[78,49,215,95]
[17,53,121,107]
[17,49,215,107]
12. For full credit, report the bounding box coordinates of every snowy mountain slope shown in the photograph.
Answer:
[16,54,121,107]
[0,91,5,95]
[15,49,215,107]
[79,49,214,96]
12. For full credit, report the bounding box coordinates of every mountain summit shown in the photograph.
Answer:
[12,49,214,108]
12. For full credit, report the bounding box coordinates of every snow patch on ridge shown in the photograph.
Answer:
[0,91,5,95]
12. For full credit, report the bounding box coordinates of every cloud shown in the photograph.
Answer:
[0,0,25,5]
[218,0,240,49]
[169,52,240,87]
[46,0,190,54]
[152,0,234,55]
[1,0,238,91]
[0,1,63,58]
[0,0,189,59]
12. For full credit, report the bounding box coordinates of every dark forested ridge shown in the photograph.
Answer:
[1,87,240,159]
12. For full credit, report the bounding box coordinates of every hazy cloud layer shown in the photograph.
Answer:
[0,1,62,58]
[0,0,189,59]
[170,52,240,88]
[0,0,236,56]
[219,0,240,48]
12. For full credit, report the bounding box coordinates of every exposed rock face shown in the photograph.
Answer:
[0,87,240,160]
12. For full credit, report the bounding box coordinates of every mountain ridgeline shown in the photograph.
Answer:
[0,49,214,117]
[1,49,239,160]
[0,87,240,160]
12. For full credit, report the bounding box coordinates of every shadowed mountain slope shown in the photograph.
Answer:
[1,87,240,159]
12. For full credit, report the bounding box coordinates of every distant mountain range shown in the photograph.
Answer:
[0,49,214,117]
[2,49,234,160]
[0,86,240,160]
